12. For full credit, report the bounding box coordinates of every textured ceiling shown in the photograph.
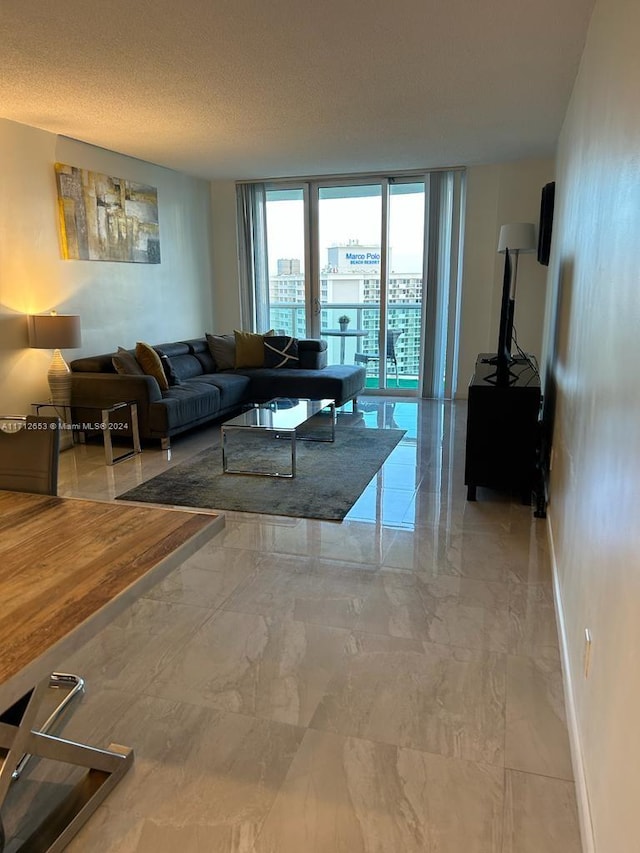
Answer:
[0,0,594,180]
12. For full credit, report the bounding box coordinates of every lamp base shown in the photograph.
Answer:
[47,349,73,451]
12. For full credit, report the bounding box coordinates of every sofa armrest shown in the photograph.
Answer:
[70,373,162,439]
[71,372,162,405]
[298,338,328,370]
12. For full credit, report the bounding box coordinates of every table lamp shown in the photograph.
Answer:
[28,312,82,405]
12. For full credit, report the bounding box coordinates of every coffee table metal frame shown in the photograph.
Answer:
[221,398,336,478]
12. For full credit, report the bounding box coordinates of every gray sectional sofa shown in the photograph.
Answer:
[70,336,366,448]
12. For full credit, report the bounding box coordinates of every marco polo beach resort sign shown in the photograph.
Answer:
[345,251,380,265]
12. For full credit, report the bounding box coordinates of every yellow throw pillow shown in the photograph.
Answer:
[135,341,169,391]
[234,329,274,368]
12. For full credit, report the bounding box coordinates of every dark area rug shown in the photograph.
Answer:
[117,426,405,520]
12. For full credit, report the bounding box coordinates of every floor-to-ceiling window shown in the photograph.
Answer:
[263,186,308,337]
[238,170,464,398]
[316,183,385,380]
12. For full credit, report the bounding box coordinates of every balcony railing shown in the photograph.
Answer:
[267,302,421,389]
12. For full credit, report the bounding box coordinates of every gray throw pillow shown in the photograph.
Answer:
[206,332,236,371]
[112,346,144,376]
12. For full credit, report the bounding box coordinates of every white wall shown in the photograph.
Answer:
[457,158,553,396]
[0,118,214,413]
[542,0,640,850]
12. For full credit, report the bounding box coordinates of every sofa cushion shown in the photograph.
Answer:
[237,365,366,407]
[300,339,328,352]
[148,341,203,381]
[153,342,190,359]
[263,336,299,368]
[185,338,217,373]
[155,349,181,386]
[298,338,328,369]
[112,346,144,376]
[148,380,222,434]
[136,342,169,392]
[197,372,251,409]
[206,333,236,371]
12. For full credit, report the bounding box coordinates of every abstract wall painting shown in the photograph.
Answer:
[54,163,161,263]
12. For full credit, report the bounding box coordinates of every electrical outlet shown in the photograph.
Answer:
[584,628,592,677]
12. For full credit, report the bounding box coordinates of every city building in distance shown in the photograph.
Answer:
[269,240,422,381]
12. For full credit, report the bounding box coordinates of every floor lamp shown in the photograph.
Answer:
[497,222,537,328]
[28,312,82,449]
[485,223,537,386]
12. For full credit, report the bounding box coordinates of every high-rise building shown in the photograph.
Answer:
[277,258,301,275]
[269,243,422,378]
[326,241,386,274]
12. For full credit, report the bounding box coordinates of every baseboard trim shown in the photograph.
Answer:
[546,510,596,853]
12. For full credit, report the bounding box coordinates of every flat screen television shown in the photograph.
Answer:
[496,247,514,369]
[538,182,555,265]
[484,248,514,385]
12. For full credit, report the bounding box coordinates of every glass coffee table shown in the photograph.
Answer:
[221,398,336,478]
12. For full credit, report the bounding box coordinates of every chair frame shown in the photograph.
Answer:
[354,329,403,384]
[0,415,60,495]
[0,415,85,782]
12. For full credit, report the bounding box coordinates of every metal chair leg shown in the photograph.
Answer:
[11,672,85,781]
[0,673,132,852]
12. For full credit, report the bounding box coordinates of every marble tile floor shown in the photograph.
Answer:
[2,399,582,852]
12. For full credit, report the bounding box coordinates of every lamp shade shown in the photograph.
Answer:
[28,314,81,349]
[497,223,537,254]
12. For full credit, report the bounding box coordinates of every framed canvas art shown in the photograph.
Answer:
[54,163,161,263]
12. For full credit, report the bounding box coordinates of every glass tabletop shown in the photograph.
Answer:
[223,398,334,431]
[32,400,135,412]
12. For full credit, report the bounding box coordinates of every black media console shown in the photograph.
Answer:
[464,353,541,506]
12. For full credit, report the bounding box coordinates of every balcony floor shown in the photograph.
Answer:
[364,376,419,390]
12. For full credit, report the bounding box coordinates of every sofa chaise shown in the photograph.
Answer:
[70,336,366,449]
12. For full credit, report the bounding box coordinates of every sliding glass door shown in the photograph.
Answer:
[316,183,383,373]
[239,170,464,398]
[311,180,426,390]
[386,182,425,389]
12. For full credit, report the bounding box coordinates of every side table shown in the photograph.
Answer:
[321,329,368,364]
[32,400,142,466]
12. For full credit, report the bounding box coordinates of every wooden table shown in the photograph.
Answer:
[0,491,224,852]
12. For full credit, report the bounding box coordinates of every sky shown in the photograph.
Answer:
[265,189,425,276]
